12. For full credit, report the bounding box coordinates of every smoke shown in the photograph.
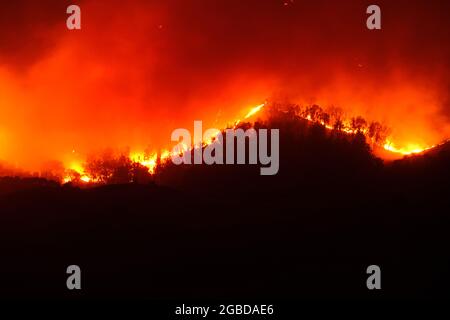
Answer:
[0,0,449,171]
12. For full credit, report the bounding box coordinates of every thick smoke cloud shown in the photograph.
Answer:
[0,0,449,170]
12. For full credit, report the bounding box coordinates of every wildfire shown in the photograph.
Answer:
[61,103,267,184]
[59,101,444,184]
[383,141,431,155]
[299,107,436,156]
[130,152,158,174]
[233,102,266,128]
[244,103,266,119]
[382,139,450,155]
[62,161,94,184]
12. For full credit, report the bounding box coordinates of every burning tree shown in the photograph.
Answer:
[351,116,367,133]
[265,102,391,148]
[84,149,152,184]
[368,121,390,145]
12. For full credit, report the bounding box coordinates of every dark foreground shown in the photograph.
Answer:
[0,119,449,301]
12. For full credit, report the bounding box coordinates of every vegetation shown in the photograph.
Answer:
[0,103,449,299]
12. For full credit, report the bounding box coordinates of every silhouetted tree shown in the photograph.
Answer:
[328,106,345,131]
[319,112,330,126]
[351,116,367,133]
[368,121,390,145]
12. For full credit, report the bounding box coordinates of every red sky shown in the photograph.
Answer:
[0,0,449,170]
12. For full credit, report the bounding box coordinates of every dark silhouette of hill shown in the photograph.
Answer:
[0,109,449,300]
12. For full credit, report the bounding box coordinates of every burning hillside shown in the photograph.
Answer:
[1,0,450,303]
[0,1,449,180]
[38,100,444,185]
[1,97,447,186]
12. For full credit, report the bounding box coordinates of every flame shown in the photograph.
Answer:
[0,2,447,187]
[284,104,440,156]
[60,103,267,184]
[382,141,429,155]
[80,176,92,183]
[382,139,449,155]
[62,161,94,184]
[233,102,266,128]
[160,149,171,161]
[58,101,446,184]
[130,152,158,173]
[244,103,265,119]
[68,161,84,173]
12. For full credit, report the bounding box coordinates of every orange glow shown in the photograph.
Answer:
[244,103,266,119]
[62,161,94,184]
[60,103,267,183]
[383,141,431,155]
[160,149,171,162]
[6,99,450,185]
[130,151,158,173]
[0,1,448,179]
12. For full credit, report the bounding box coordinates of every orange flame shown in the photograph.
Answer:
[60,101,445,184]
[61,103,268,184]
